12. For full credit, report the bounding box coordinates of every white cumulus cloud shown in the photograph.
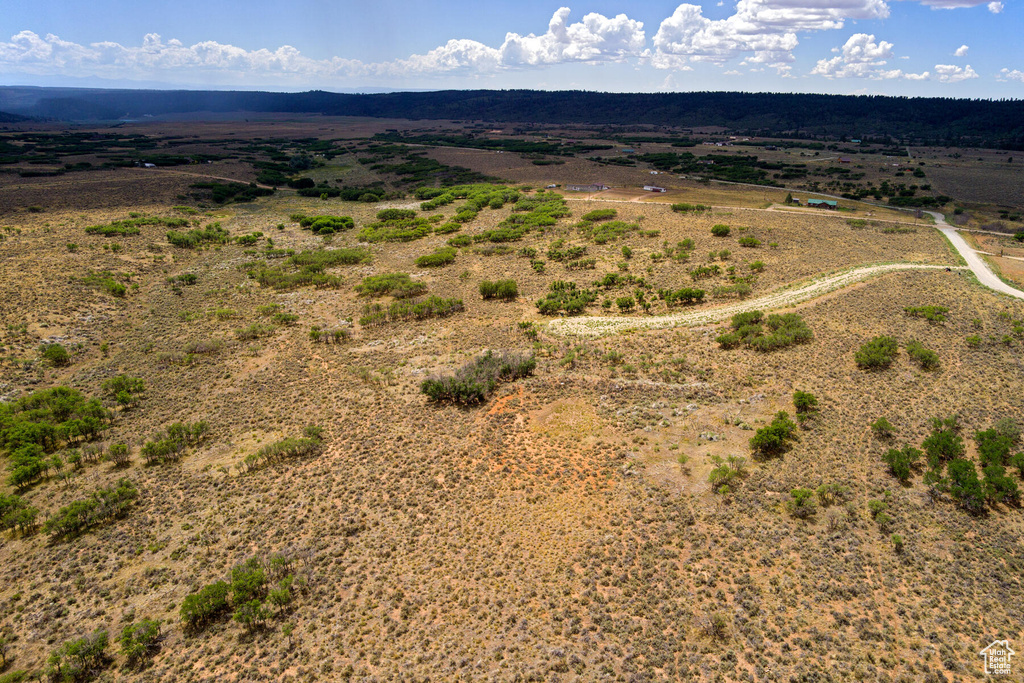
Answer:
[811,33,925,79]
[998,68,1024,81]
[954,44,969,57]
[988,1,1004,12]
[649,0,889,69]
[0,9,647,84]
[934,63,979,81]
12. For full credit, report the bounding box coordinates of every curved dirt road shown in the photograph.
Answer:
[927,211,1024,300]
[548,263,964,337]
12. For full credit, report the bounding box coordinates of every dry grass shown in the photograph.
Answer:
[0,120,1021,682]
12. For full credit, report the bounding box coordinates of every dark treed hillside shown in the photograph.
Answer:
[3,86,1024,148]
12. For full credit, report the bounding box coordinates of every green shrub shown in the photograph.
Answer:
[140,421,209,465]
[904,305,948,322]
[359,296,464,326]
[716,310,812,351]
[240,426,324,473]
[659,287,705,306]
[376,208,417,221]
[870,417,894,438]
[119,619,161,669]
[580,209,617,222]
[786,488,816,518]
[479,279,518,301]
[792,390,818,414]
[415,247,457,268]
[535,281,597,316]
[421,351,535,405]
[42,343,70,367]
[42,479,138,538]
[855,336,899,369]
[166,223,230,249]
[883,445,922,482]
[947,458,986,513]
[434,222,461,235]
[180,581,230,631]
[356,273,427,299]
[47,629,109,682]
[738,237,761,247]
[711,224,731,237]
[749,411,797,459]
[671,203,711,213]
[906,339,940,369]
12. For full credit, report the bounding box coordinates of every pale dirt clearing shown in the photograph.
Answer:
[547,263,966,336]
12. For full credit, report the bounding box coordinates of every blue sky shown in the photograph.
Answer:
[1,0,1020,96]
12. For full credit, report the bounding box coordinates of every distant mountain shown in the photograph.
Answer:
[2,86,1023,149]
[0,110,33,123]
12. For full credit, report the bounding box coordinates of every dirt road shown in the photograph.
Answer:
[927,211,1024,300]
[547,263,966,337]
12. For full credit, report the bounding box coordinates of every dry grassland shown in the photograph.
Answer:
[0,126,1021,682]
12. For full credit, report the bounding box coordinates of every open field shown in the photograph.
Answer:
[0,118,1022,682]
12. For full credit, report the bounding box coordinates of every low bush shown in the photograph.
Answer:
[716,310,812,352]
[359,296,464,326]
[166,223,230,249]
[906,339,940,369]
[711,224,731,237]
[140,421,209,465]
[855,335,899,369]
[536,281,597,315]
[738,237,761,248]
[883,445,922,482]
[671,203,711,213]
[660,287,705,306]
[904,305,948,322]
[42,343,70,367]
[47,630,110,682]
[293,214,354,235]
[415,247,457,268]
[421,351,536,405]
[356,273,427,299]
[119,619,161,669]
[479,279,518,301]
[750,411,797,459]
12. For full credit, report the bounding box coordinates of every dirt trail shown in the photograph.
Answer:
[128,167,278,190]
[548,263,965,337]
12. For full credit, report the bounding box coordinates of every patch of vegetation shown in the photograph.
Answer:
[166,223,230,249]
[247,248,371,290]
[140,421,209,465]
[906,339,940,370]
[82,270,131,297]
[658,287,705,306]
[421,351,536,405]
[738,237,761,248]
[415,247,457,268]
[855,335,899,369]
[119,619,161,670]
[479,280,518,301]
[358,216,433,243]
[356,273,427,299]
[883,445,923,482]
[359,296,465,326]
[240,426,324,473]
[671,203,711,213]
[189,181,273,204]
[291,214,355,235]
[42,478,138,538]
[46,629,110,682]
[904,305,948,322]
[711,224,731,237]
[580,220,641,244]
[536,281,598,315]
[749,411,798,459]
[85,215,189,236]
[716,311,813,352]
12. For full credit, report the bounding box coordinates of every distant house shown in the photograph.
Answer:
[650,170,659,175]
[807,199,838,209]
[142,163,156,168]
[545,184,558,189]
[621,148,636,154]
[791,198,801,205]
[850,139,862,143]
[566,184,609,192]
[643,185,666,193]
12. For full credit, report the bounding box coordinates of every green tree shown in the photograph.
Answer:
[47,629,109,682]
[855,336,899,369]
[947,459,986,514]
[42,343,70,367]
[882,446,922,483]
[749,412,797,459]
[786,488,817,518]
[792,390,818,414]
[118,619,161,669]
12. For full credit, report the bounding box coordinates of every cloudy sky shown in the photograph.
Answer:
[1,0,1021,96]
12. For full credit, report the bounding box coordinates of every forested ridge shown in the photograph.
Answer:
[3,86,1024,148]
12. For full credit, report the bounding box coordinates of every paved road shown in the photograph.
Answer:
[926,211,1024,300]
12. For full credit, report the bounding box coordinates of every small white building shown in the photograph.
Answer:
[643,185,666,193]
